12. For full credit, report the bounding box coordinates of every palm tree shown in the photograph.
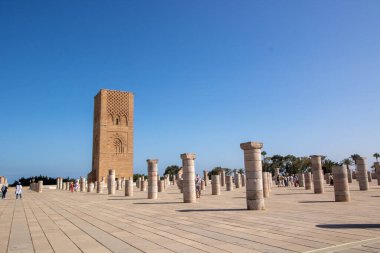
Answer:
[350,154,361,164]
[342,158,353,169]
[373,153,380,162]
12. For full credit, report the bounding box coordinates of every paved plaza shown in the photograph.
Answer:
[1,182,380,253]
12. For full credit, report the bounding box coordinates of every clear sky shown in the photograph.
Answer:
[1,0,379,182]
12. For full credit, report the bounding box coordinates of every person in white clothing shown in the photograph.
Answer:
[15,183,22,199]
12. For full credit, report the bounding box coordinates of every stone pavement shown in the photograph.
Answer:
[1,182,380,253]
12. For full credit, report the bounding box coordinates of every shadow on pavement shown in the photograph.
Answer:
[134,202,182,205]
[299,200,335,203]
[317,224,380,229]
[177,208,246,212]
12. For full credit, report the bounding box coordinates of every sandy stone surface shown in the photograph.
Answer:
[1,181,380,253]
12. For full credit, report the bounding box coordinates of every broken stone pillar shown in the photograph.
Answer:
[262,172,269,198]
[332,165,350,202]
[325,173,330,184]
[220,170,225,187]
[56,177,60,190]
[178,178,183,193]
[211,174,221,195]
[117,178,122,190]
[80,178,86,192]
[88,182,94,193]
[298,173,305,187]
[158,180,164,192]
[240,174,247,187]
[137,177,141,188]
[201,180,205,190]
[181,153,196,203]
[274,168,280,185]
[96,181,103,193]
[94,181,98,191]
[108,169,116,195]
[141,180,147,191]
[346,165,353,183]
[203,170,208,186]
[226,175,233,191]
[310,155,324,194]
[121,177,125,189]
[356,157,369,191]
[147,159,158,199]
[375,162,380,185]
[304,172,312,190]
[234,173,241,189]
[367,171,372,182]
[352,171,357,180]
[125,179,133,197]
[38,180,43,192]
[240,142,265,210]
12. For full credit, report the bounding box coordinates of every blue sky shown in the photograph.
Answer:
[1,1,379,182]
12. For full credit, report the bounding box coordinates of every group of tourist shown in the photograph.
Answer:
[1,182,22,199]
[276,174,300,187]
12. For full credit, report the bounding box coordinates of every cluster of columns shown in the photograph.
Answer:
[30,181,43,193]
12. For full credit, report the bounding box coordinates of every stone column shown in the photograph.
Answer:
[88,182,94,193]
[332,165,350,202]
[220,170,225,187]
[94,181,98,191]
[80,178,86,192]
[137,177,141,188]
[121,177,125,189]
[325,173,330,184]
[97,181,103,193]
[125,179,133,197]
[310,155,324,194]
[304,172,312,190]
[56,177,60,190]
[240,142,265,210]
[375,162,380,185]
[262,172,269,198]
[117,178,122,190]
[298,173,305,187]
[367,171,372,182]
[211,174,220,195]
[274,168,280,185]
[38,180,43,193]
[346,165,353,183]
[158,180,164,192]
[140,180,147,191]
[356,157,369,191]
[241,174,246,187]
[178,178,183,193]
[352,171,357,180]
[201,180,205,190]
[226,175,233,191]
[181,153,196,203]
[108,169,116,195]
[234,173,241,189]
[203,170,208,186]
[147,159,158,199]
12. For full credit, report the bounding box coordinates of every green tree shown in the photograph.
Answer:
[342,158,353,168]
[350,154,361,164]
[373,153,380,162]
[322,159,339,174]
[133,173,146,182]
[164,165,180,177]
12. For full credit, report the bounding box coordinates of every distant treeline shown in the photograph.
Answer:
[10,175,76,187]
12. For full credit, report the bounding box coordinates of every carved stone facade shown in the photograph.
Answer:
[87,89,134,183]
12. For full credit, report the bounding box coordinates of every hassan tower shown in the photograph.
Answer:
[87,89,134,182]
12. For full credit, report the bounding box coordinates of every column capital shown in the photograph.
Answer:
[310,155,324,159]
[240,142,263,150]
[146,159,159,164]
[180,153,196,160]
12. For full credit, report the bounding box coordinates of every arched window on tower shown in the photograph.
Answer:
[114,138,124,153]
[115,115,121,125]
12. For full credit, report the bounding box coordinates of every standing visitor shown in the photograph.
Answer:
[195,174,202,198]
[15,182,22,199]
[1,184,8,199]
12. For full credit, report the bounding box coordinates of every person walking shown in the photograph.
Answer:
[1,184,8,199]
[15,182,22,199]
[195,174,202,198]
